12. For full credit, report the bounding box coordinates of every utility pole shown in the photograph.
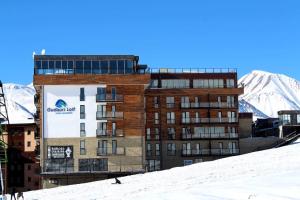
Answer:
[0,80,9,197]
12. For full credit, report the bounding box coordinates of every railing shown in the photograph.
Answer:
[44,159,74,173]
[149,68,237,74]
[182,102,236,109]
[181,118,238,124]
[181,149,211,156]
[181,132,239,139]
[96,111,124,119]
[96,94,124,102]
[167,119,176,124]
[210,148,239,155]
[166,103,175,108]
[96,129,124,137]
[181,148,239,156]
[97,147,125,156]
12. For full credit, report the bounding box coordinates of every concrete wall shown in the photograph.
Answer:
[239,137,284,154]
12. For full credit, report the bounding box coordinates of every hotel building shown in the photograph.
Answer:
[33,55,243,187]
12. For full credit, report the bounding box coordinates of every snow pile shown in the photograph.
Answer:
[24,140,300,200]
[3,83,36,124]
[239,70,300,118]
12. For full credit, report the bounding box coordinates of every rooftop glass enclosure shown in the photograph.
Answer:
[34,55,140,75]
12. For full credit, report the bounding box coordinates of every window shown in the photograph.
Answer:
[125,60,133,73]
[112,140,117,154]
[226,79,235,88]
[96,105,106,119]
[118,60,125,74]
[80,88,85,101]
[181,96,189,108]
[155,144,160,156]
[80,123,86,137]
[112,122,116,136]
[75,61,84,74]
[166,97,175,108]
[111,87,117,100]
[96,87,106,101]
[147,143,152,156]
[112,105,116,118]
[147,160,160,171]
[150,79,158,88]
[161,79,190,88]
[27,131,31,135]
[218,111,222,122]
[154,97,159,108]
[110,60,117,74]
[146,128,151,140]
[167,112,175,124]
[227,96,235,108]
[154,128,160,140]
[92,61,100,74]
[80,105,85,119]
[27,141,31,147]
[227,111,236,123]
[80,140,86,155]
[84,61,92,74]
[193,79,224,88]
[98,140,107,155]
[96,122,107,136]
[167,143,176,156]
[79,158,108,171]
[297,114,300,124]
[100,61,109,74]
[182,127,192,138]
[181,112,190,124]
[168,127,175,140]
[195,112,200,123]
[182,143,191,156]
[154,112,159,124]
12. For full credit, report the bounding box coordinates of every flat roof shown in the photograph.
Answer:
[34,55,139,61]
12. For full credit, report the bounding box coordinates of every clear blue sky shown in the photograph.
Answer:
[1,0,299,84]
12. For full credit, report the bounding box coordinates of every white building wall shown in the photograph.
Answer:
[43,85,106,138]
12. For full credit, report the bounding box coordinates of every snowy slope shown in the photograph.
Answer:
[2,83,36,124]
[239,70,300,118]
[24,140,300,200]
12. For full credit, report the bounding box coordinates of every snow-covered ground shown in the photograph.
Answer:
[23,140,300,200]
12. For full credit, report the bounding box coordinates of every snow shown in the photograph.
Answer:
[239,70,300,118]
[2,83,36,124]
[23,140,300,200]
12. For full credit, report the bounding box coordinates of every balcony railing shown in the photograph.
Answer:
[181,148,239,156]
[166,103,175,108]
[96,129,124,137]
[182,102,237,109]
[96,94,124,102]
[97,147,125,156]
[149,68,237,74]
[96,111,124,120]
[210,148,239,155]
[181,132,239,139]
[181,149,211,156]
[181,118,238,124]
[167,119,175,124]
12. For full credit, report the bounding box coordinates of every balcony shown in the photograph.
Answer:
[96,129,124,137]
[181,132,239,140]
[181,148,239,156]
[210,148,239,155]
[96,94,124,102]
[96,111,124,120]
[181,149,211,156]
[97,147,125,156]
[181,118,238,124]
[182,102,237,109]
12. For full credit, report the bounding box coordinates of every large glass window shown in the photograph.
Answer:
[226,79,235,88]
[101,61,109,74]
[80,105,85,119]
[79,159,108,171]
[166,97,175,108]
[167,112,175,124]
[75,61,84,74]
[161,79,189,88]
[167,143,176,156]
[118,60,125,74]
[92,61,100,74]
[68,61,74,74]
[80,88,85,101]
[96,87,106,101]
[167,127,175,140]
[125,60,133,73]
[110,60,117,74]
[84,61,91,74]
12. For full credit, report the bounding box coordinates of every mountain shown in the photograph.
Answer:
[239,70,300,118]
[2,83,36,124]
[24,139,300,200]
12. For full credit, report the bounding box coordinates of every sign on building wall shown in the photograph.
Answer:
[48,146,73,159]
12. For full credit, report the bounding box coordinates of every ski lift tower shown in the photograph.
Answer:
[0,80,9,197]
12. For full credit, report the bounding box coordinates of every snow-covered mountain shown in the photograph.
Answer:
[2,83,36,124]
[23,139,300,200]
[239,70,300,118]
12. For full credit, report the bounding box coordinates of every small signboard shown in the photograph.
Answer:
[48,146,73,159]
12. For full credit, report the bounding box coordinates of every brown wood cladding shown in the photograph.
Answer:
[34,74,150,85]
